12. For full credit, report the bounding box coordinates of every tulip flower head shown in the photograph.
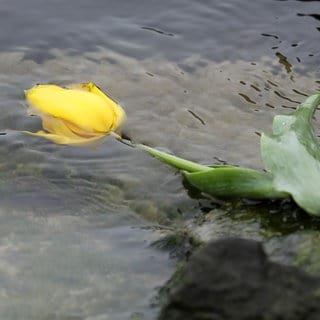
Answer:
[25,82,125,145]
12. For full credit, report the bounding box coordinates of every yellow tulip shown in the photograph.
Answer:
[25,82,125,145]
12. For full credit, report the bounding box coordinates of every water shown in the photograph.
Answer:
[0,0,319,319]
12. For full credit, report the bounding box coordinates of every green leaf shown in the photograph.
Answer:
[138,145,287,199]
[261,94,320,215]
[184,167,287,199]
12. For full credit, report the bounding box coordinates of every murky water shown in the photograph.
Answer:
[0,0,319,319]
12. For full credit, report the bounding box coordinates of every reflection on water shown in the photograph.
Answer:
[0,0,319,319]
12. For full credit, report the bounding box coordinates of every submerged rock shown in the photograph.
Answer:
[159,238,320,320]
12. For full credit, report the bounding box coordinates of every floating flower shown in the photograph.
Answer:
[25,82,125,145]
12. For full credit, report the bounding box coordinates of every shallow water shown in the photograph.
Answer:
[0,0,319,319]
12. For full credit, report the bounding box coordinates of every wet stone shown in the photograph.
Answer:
[159,238,320,320]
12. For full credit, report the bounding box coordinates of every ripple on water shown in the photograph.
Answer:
[0,30,319,319]
[0,0,319,69]
[0,49,319,217]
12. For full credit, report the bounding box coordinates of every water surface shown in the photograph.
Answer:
[0,0,319,319]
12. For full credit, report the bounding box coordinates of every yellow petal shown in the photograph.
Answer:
[41,113,96,138]
[25,83,125,134]
[68,82,126,131]
[28,106,91,139]
[25,130,105,145]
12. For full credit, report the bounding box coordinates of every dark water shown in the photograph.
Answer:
[0,0,319,319]
[0,0,319,71]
